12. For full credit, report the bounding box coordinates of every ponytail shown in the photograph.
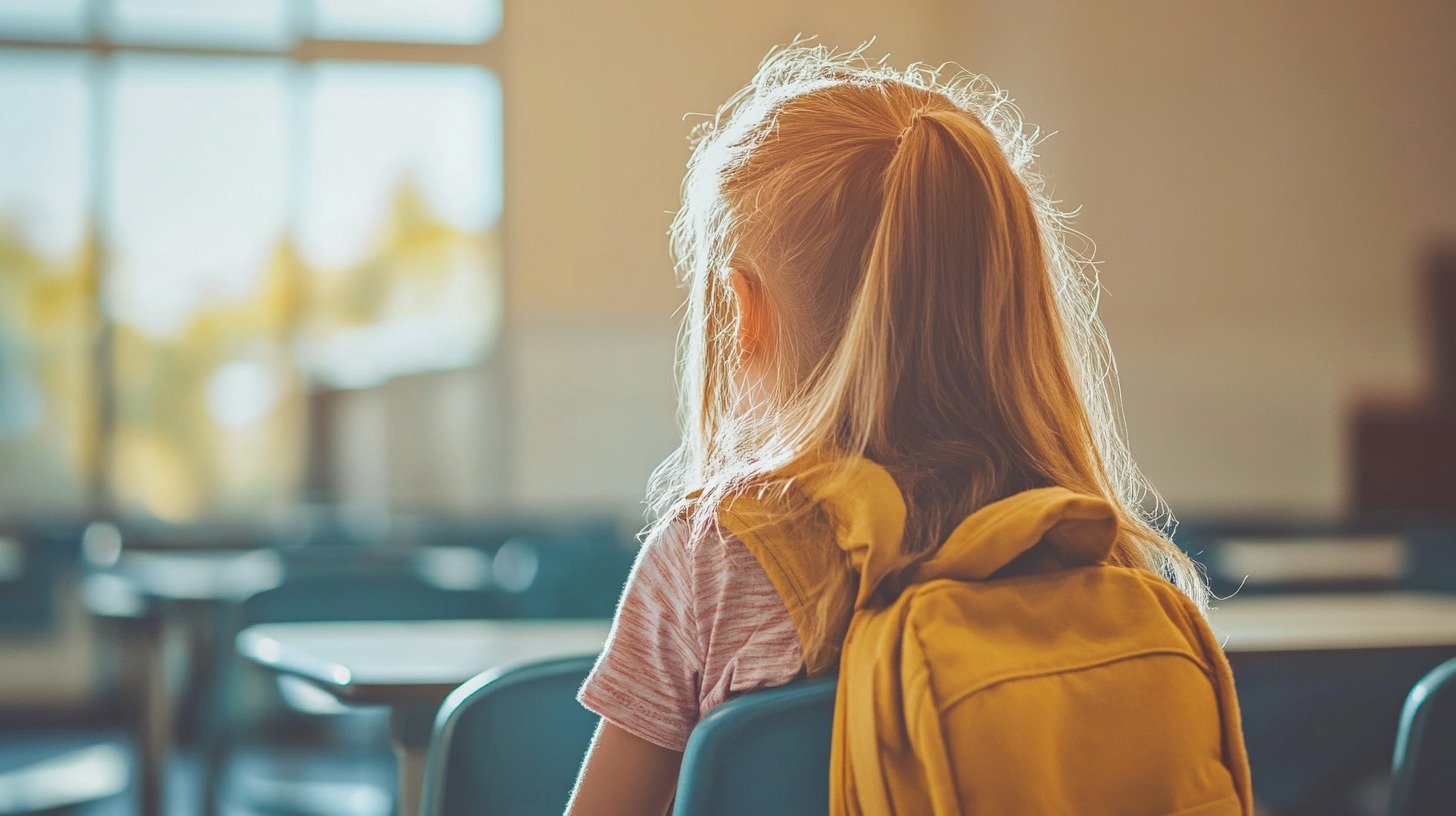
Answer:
[797,104,1110,591]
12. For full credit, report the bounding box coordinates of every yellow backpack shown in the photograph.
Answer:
[719,458,1253,816]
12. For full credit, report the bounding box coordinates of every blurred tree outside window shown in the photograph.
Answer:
[0,0,504,522]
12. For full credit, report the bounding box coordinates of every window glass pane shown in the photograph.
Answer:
[106,56,290,335]
[0,49,92,513]
[0,0,90,41]
[107,0,295,50]
[105,54,301,520]
[311,0,501,44]
[0,51,91,260]
[297,62,501,388]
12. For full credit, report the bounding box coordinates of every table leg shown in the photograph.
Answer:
[391,708,433,816]
[134,613,171,816]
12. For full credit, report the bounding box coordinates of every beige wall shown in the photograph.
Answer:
[500,0,966,509]
[967,0,1456,517]
[495,0,1456,517]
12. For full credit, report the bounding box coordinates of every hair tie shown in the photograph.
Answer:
[895,108,929,149]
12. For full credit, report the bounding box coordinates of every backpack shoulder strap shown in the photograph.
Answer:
[717,488,858,676]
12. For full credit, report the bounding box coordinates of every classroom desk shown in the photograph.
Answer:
[1212,592,1456,811]
[1211,591,1456,653]
[233,594,1456,816]
[82,548,284,816]
[236,619,611,816]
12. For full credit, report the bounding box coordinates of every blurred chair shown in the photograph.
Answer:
[1390,656,1456,816]
[672,677,836,816]
[420,654,598,816]
[1402,518,1456,594]
[0,522,70,633]
[202,572,510,816]
[411,515,635,618]
[0,522,129,815]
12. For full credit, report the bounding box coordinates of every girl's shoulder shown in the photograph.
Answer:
[639,512,771,601]
[582,508,802,750]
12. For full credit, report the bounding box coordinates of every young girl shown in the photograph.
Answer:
[567,42,1209,815]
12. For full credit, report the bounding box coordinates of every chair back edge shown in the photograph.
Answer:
[419,653,600,816]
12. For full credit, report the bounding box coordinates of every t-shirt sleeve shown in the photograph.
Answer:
[691,529,804,714]
[578,521,703,751]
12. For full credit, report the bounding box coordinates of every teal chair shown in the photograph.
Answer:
[1390,656,1456,816]
[421,655,600,816]
[202,573,510,815]
[672,677,836,816]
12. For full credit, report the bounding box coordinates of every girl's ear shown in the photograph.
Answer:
[729,268,767,356]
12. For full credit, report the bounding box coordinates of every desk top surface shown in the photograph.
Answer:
[83,549,285,617]
[1211,591,1456,653]
[237,619,611,704]
[236,592,1456,705]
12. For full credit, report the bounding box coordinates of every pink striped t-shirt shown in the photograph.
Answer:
[578,517,803,751]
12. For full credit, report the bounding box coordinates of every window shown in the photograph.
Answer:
[0,0,504,520]
[0,49,93,512]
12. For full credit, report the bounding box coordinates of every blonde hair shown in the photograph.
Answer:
[649,41,1207,613]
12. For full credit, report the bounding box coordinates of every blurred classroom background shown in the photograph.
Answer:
[0,1,1454,815]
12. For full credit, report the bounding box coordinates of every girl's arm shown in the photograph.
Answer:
[566,719,683,816]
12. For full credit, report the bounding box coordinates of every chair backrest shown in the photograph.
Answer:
[1403,519,1456,593]
[421,655,599,816]
[239,572,508,625]
[1391,656,1456,816]
[0,520,86,633]
[672,677,836,816]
